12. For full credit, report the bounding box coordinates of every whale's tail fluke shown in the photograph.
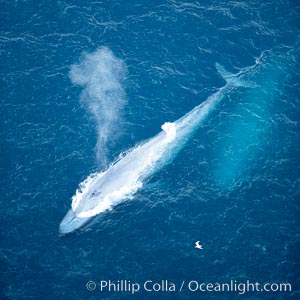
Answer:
[215,63,257,88]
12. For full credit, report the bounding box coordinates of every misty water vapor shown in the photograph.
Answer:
[69,47,127,166]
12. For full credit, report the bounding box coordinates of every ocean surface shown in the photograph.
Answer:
[1,0,300,299]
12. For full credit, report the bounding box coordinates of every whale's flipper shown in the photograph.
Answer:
[215,63,257,88]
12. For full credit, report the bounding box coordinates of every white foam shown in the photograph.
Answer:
[71,171,106,211]
[76,180,143,218]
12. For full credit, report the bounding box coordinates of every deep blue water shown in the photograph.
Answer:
[1,0,300,299]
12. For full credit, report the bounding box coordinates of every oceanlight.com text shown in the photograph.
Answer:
[86,279,292,295]
[187,280,292,294]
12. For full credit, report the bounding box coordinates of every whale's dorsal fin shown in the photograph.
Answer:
[161,122,176,142]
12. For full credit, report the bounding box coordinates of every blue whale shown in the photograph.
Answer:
[59,61,257,234]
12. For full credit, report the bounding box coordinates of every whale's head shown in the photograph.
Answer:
[59,209,91,235]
